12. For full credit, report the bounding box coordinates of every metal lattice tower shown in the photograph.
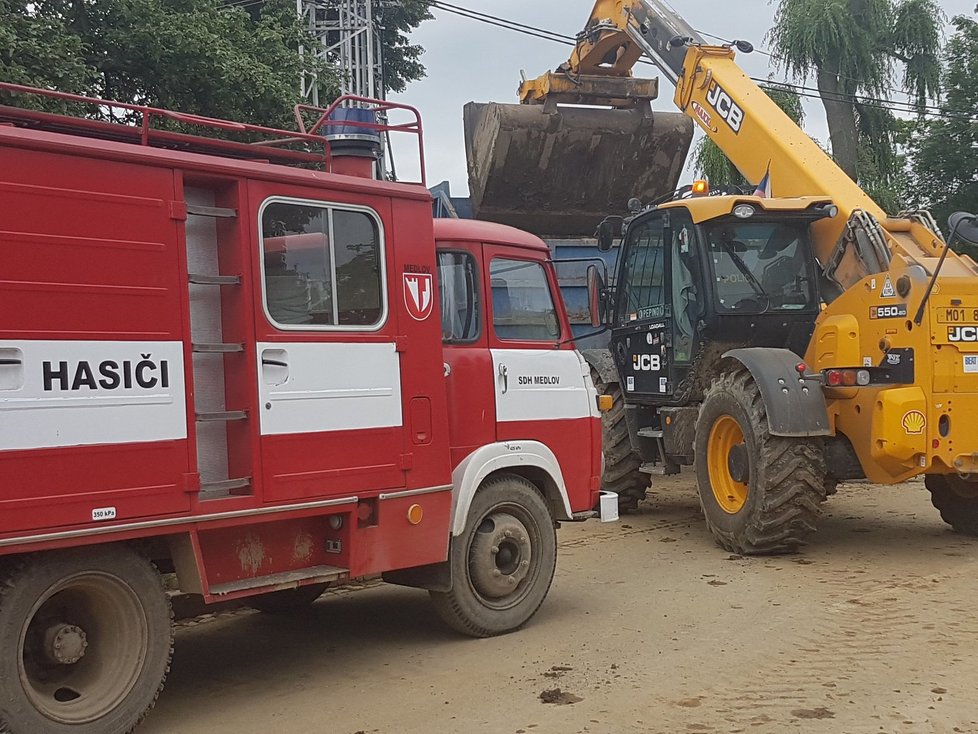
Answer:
[297,0,384,107]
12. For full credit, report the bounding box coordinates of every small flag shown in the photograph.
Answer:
[753,163,772,198]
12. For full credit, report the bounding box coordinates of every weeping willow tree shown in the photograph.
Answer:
[768,0,943,182]
[693,83,805,190]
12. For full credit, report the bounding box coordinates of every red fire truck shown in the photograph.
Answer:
[0,84,616,733]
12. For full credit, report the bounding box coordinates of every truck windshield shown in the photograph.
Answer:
[704,220,815,313]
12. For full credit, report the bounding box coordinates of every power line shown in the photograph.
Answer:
[428,0,973,123]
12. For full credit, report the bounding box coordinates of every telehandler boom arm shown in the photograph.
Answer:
[521,0,971,296]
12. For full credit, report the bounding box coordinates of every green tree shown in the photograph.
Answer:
[0,0,332,125]
[694,83,805,189]
[768,0,943,181]
[375,1,432,94]
[0,0,431,125]
[905,14,978,236]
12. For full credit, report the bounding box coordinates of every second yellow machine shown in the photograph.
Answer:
[474,0,978,554]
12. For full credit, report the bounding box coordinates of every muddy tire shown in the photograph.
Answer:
[694,367,827,555]
[926,475,978,535]
[0,546,173,734]
[591,369,647,512]
[246,583,328,614]
[429,474,556,638]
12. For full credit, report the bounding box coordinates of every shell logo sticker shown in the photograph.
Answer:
[902,410,926,435]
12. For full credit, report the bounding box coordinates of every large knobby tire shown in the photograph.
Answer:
[0,546,173,734]
[926,474,978,535]
[246,583,328,614]
[591,368,648,512]
[694,367,827,555]
[429,474,557,638]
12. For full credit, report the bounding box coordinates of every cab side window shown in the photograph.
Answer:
[260,200,383,329]
[490,258,560,341]
[618,216,666,324]
[437,251,480,343]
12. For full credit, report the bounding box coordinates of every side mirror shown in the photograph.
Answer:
[587,264,607,328]
[948,212,978,246]
[596,216,623,253]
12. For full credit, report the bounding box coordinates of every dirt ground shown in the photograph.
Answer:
[141,475,978,734]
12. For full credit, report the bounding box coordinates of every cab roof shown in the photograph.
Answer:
[432,218,550,252]
[659,195,834,224]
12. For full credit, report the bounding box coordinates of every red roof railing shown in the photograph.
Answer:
[0,82,426,184]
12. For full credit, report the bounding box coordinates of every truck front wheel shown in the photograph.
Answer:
[926,474,978,535]
[0,546,173,734]
[694,367,827,555]
[429,474,556,637]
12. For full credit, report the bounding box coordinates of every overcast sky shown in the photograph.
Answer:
[388,0,976,195]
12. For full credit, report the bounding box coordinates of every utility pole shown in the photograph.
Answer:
[297,0,384,106]
[297,0,388,176]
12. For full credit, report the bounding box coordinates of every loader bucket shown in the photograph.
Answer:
[464,102,693,237]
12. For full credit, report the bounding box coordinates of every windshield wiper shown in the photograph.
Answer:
[718,241,769,308]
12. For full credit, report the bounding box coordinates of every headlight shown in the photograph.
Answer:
[733,204,755,219]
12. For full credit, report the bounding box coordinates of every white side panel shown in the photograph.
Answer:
[491,349,594,423]
[0,340,187,451]
[257,342,402,436]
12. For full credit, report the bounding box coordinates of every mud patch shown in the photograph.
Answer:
[539,688,583,705]
[791,707,835,720]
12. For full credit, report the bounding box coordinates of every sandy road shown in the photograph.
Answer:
[141,476,978,734]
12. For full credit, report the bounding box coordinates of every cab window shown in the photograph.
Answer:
[259,200,384,329]
[490,258,560,341]
[437,251,480,343]
[618,216,666,324]
[704,221,815,313]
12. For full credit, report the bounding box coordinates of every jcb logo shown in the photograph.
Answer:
[706,82,744,134]
[949,326,978,342]
[632,354,662,372]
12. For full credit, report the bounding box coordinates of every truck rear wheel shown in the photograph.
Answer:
[591,369,648,511]
[0,546,172,734]
[926,474,978,535]
[429,474,556,638]
[694,367,827,555]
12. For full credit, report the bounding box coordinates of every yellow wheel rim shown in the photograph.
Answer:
[707,415,749,514]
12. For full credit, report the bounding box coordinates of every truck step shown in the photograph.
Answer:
[639,463,666,476]
[209,565,349,597]
[188,273,241,286]
[186,204,237,219]
[637,428,664,439]
[199,477,251,497]
[192,342,244,354]
[196,410,248,423]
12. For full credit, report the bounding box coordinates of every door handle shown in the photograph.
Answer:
[0,348,24,391]
[260,349,289,386]
[498,363,509,394]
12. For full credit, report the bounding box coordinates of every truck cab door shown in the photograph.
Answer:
[254,196,406,503]
[612,207,702,402]
[485,246,598,507]
[436,246,496,468]
[612,211,674,400]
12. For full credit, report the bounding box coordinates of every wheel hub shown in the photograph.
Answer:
[707,415,750,515]
[43,624,88,665]
[468,513,532,599]
[727,444,750,484]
